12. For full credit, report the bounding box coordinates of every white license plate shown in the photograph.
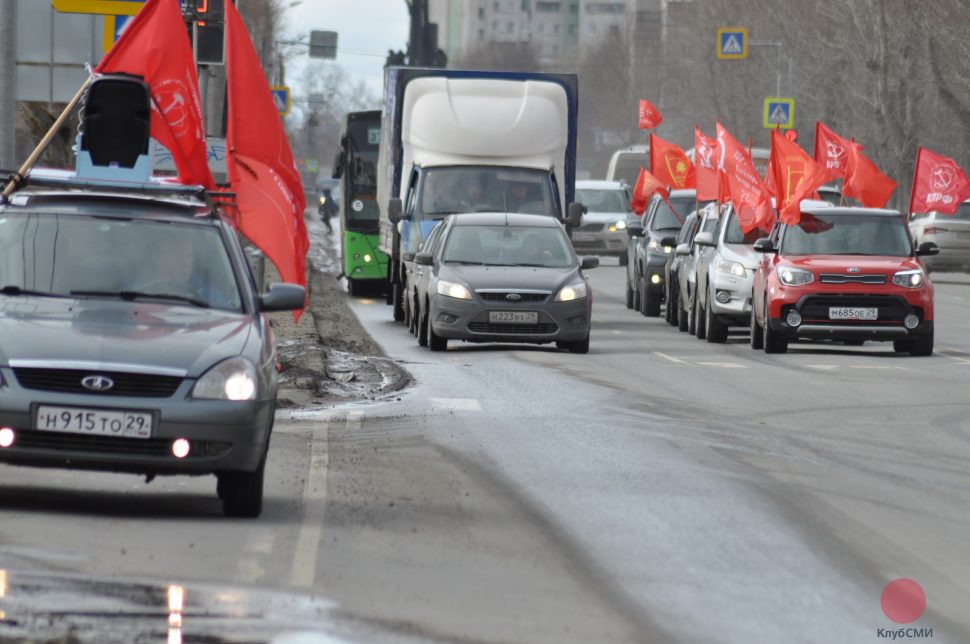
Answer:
[35,405,153,439]
[571,233,597,242]
[488,311,538,324]
[829,307,878,321]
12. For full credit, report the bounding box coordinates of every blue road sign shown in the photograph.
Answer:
[763,97,795,129]
[717,27,748,59]
[270,86,290,116]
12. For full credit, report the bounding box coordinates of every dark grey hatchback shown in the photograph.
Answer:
[0,188,305,517]
[414,213,597,353]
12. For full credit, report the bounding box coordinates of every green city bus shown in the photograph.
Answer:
[333,110,387,295]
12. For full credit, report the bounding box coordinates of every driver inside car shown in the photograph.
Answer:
[138,234,235,308]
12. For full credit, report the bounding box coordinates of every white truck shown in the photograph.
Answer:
[376,67,581,321]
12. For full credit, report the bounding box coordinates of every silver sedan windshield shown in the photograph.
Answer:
[442,225,575,268]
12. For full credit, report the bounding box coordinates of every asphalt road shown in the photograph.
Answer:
[1,237,969,643]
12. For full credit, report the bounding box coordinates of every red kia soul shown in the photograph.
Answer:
[750,203,939,355]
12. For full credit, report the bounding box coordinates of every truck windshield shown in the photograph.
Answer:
[576,188,630,213]
[419,167,556,219]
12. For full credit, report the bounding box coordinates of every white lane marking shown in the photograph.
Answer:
[653,352,687,364]
[848,365,900,370]
[806,365,839,370]
[346,410,364,430]
[938,346,970,364]
[611,329,623,335]
[290,421,329,588]
[697,361,750,369]
[430,398,483,411]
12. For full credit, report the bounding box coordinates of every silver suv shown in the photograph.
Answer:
[688,203,764,343]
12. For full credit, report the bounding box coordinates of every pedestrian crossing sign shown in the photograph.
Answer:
[717,27,747,59]
[763,97,795,129]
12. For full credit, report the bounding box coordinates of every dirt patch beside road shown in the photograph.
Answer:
[265,223,411,408]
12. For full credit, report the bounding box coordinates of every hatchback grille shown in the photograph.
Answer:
[477,292,548,303]
[13,368,183,398]
[468,322,560,335]
[9,430,231,458]
[819,273,887,284]
[576,223,605,233]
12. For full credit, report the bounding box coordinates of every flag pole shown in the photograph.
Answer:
[2,76,92,199]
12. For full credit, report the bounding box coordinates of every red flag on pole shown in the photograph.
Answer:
[650,133,695,190]
[638,99,663,130]
[716,122,775,233]
[769,129,836,225]
[225,0,309,318]
[694,127,719,202]
[909,147,970,215]
[631,167,666,215]
[813,121,851,179]
[842,143,897,208]
[95,0,213,189]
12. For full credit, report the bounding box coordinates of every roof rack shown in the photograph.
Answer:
[18,167,207,199]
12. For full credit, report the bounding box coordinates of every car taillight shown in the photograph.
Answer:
[923,226,947,235]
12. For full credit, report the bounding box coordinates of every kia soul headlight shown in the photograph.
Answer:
[892,269,925,288]
[193,357,257,401]
[778,267,814,286]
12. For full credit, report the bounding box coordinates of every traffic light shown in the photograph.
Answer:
[192,0,228,65]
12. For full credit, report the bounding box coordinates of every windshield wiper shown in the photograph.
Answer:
[0,285,69,298]
[506,262,549,267]
[443,260,484,266]
[71,290,210,308]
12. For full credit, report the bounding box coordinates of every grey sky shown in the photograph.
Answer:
[283,0,409,94]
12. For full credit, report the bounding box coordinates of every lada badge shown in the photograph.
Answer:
[81,375,115,392]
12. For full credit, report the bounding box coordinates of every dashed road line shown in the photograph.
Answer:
[346,410,364,430]
[290,420,330,588]
[697,361,750,369]
[653,352,687,364]
[806,365,839,370]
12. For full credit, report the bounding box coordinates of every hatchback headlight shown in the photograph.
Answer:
[555,282,588,302]
[436,280,472,300]
[193,357,257,401]
[716,260,746,277]
[778,267,814,286]
[648,238,672,254]
[892,269,925,288]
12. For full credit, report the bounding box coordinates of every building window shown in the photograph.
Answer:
[536,1,562,11]
[522,0,530,10]
[479,7,485,18]
[538,22,545,33]
[494,1,500,11]
[478,29,485,41]
[507,21,514,33]
[586,2,626,13]
[569,2,578,12]
[493,20,499,30]
[553,23,560,34]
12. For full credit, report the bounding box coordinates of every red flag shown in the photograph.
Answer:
[694,127,719,201]
[650,133,695,190]
[908,147,970,215]
[769,130,836,225]
[631,167,665,215]
[96,0,213,189]
[716,122,774,233]
[638,99,663,130]
[813,121,851,179]
[842,143,896,208]
[225,0,308,317]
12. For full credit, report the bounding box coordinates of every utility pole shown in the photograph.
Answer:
[408,0,427,66]
[0,1,16,170]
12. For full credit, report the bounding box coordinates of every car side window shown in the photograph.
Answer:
[422,222,444,257]
[711,209,728,243]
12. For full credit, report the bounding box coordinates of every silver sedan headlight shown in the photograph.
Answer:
[608,220,627,232]
[778,267,814,286]
[436,280,473,300]
[648,238,672,254]
[555,282,588,302]
[192,357,257,401]
[892,269,925,288]
[716,260,746,277]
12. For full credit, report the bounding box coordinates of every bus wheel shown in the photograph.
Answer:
[347,278,360,296]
